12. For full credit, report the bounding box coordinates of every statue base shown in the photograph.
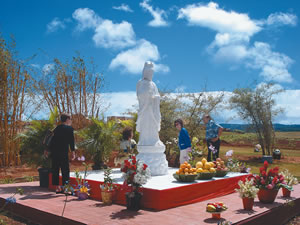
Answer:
[136,144,168,176]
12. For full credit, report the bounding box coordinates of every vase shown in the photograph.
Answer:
[242,197,254,210]
[258,189,278,203]
[101,191,113,205]
[126,192,142,211]
[78,192,89,200]
[282,187,291,197]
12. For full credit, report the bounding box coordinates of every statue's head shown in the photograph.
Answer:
[142,61,154,81]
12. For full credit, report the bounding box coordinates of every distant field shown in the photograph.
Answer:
[275,131,300,139]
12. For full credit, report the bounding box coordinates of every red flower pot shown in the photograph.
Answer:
[212,213,221,219]
[258,189,278,203]
[242,197,254,210]
[282,187,291,197]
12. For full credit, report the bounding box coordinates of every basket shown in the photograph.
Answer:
[173,173,197,182]
[196,172,215,180]
[215,170,228,177]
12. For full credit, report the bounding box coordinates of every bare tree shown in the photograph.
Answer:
[36,53,105,129]
[0,35,34,166]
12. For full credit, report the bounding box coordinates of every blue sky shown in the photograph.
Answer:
[1,0,300,123]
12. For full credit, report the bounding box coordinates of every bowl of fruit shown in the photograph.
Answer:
[195,158,216,180]
[174,162,197,182]
[206,202,228,219]
[213,158,229,177]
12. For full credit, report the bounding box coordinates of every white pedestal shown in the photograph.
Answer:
[136,144,168,176]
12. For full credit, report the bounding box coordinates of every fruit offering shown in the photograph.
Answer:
[206,202,228,213]
[196,158,216,173]
[175,161,197,175]
[213,158,228,177]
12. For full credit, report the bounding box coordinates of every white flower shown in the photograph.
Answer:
[226,150,234,157]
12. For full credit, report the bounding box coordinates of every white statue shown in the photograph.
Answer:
[136,61,168,176]
[136,61,163,146]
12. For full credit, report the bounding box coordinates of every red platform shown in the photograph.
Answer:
[49,171,248,211]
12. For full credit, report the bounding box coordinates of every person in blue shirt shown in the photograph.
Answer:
[203,114,223,162]
[174,119,192,164]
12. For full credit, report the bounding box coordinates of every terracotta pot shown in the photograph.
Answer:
[101,191,113,205]
[258,189,278,203]
[242,197,254,210]
[282,187,291,197]
[212,213,221,219]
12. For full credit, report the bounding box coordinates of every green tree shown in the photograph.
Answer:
[78,118,120,170]
[229,83,283,155]
[18,108,59,168]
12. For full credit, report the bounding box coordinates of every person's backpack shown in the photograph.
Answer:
[43,129,54,150]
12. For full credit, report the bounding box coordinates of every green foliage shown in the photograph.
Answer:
[24,176,34,182]
[3,177,14,184]
[18,107,59,168]
[230,83,283,155]
[78,118,120,169]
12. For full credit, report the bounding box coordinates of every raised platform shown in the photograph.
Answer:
[49,168,249,210]
[1,182,300,225]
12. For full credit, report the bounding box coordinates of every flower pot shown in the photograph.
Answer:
[78,192,89,200]
[38,168,50,188]
[126,192,142,211]
[211,212,221,219]
[242,197,254,210]
[258,189,278,203]
[282,187,291,197]
[101,191,113,205]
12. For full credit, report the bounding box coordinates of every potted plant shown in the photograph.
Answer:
[78,118,120,170]
[250,161,291,203]
[100,168,118,205]
[120,155,151,211]
[18,108,59,187]
[74,162,90,200]
[235,178,259,210]
[279,169,298,197]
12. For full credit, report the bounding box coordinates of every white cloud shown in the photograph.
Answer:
[140,0,169,27]
[73,8,136,49]
[247,42,293,83]
[93,20,136,49]
[178,2,295,84]
[264,12,297,27]
[109,39,169,74]
[178,2,260,35]
[46,17,66,33]
[72,8,101,31]
[113,4,133,13]
[30,64,40,69]
[42,64,55,75]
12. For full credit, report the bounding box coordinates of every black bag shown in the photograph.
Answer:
[43,129,54,150]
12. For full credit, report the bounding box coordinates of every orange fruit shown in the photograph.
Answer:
[176,171,180,174]
[184,168,189,173]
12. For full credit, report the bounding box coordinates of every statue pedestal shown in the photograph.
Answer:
[137,144,168,176]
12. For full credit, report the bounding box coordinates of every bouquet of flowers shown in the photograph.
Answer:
[235,178,259,198]
[250,161,291,190]
[74,162,90,199]
[279,169,298,187]
[121,155,151,196]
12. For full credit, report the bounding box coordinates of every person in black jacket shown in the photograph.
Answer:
[48,113,76,193]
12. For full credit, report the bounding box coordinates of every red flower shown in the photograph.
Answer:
[143,164,148,170]
[264,161,268,169]
[261,171,267,178]
[267,169,274,177]
[267,184,274,189]
[261,178,266,185]
[131,165,137,170]
[131,155,136,161]
[132,159,137,164]
[279,175,284,182]
[272,176,278,184]
[259,167,264,173]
